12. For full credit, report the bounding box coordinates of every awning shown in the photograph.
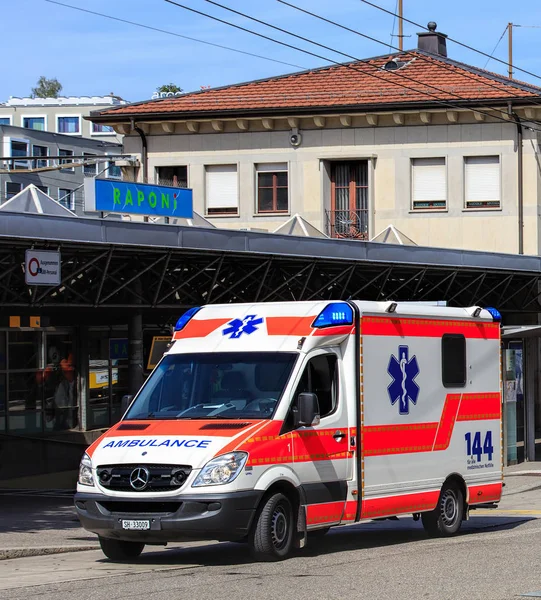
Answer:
[502,325,541,339]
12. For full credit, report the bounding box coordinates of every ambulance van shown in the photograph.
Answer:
[75,300,503,561]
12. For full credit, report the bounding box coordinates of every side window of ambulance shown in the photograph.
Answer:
[293,354,339,418]
[442,334,466,387]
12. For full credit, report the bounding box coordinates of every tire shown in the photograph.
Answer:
[251,492,294,561]
[421,482,464,537]
[99,537,145,561]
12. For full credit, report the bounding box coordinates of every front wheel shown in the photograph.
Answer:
[421,483,464,537]
[251,492,294,561]
[99,537,145,561]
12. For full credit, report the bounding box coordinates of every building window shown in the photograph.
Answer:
[326,161,369,239]
[412,157,446,210]
[23,117,45,131]
[36,185,49,195]
[83,153,97,177]
[465,156,500,209]
[5,182,22,200]
[59,148,74,172]
[205,165,238,215]
[0,117,11,126]
[32,145,48,168]
[157,166,188,188]
[442,334,466,388]
[106,161,122,179]
[58,188,74,210]
[256,163,288,213]
[10,140,29,169]
[92,122,115,134]
[57,116,80,134]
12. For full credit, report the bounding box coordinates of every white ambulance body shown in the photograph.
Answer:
[75,300,502,561]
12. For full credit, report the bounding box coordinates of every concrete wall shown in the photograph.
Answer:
[123,115,541,254]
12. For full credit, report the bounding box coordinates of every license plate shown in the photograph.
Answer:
[122,519,150,531]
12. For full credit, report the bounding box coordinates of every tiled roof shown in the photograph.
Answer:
[93,50,541,120]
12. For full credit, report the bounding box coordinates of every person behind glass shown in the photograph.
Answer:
[41,347,76,430]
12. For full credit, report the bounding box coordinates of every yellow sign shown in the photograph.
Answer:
[147,336,172,370]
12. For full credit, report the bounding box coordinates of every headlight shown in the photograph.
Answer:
[192,452,248,487]
[78,453,94,487]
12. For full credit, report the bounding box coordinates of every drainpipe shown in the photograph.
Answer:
[509,102,524,254]
[131,118,148,183]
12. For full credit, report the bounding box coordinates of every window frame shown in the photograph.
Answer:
[441,333,467,388]
[106,160,122,180]
[56,114,82,136]
[204,163,239,217]
[58,148,75,173]
[0,115,13,126]
[58,188,75,211]
[410,157,448,212]
[255,163,289,215]
[32,144,49,169]
[5,181,23,200]
[83,152,97,177]
[10,138,30,170]
[22,115,47,131]
[463,155,502,211]
[91,122,116,136]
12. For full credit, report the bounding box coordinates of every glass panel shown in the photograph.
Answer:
[11,141,27,157]
[43,333,77,432]
[276,172,288,187]
[92,123,114,133]
[33,145,48,168]
[0,331,6,370]
[8,331,38,370]
[5,182,22,199]
[8,371,43,433]
[276,187,288,211]
[0,373,5,433]
[0,118,10,125]
[89,332,111,430]
[111,363,128,424]
[59,189,73,210]
[258,173,274,188]
[58,117,80,133]
[107,163,122,179]
[258,188,273,212]
[23,117,45,131]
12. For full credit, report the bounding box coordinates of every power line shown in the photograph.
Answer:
[166,0,541,132]
[358,0,541,83]
[484,25,509,70]
[45,0,307,72]
[276,0,541,113]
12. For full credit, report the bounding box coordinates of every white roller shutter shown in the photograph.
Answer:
[465,156,500,207]
[412,158,446,208]
[205,165,238,210]
[256,162,288,173]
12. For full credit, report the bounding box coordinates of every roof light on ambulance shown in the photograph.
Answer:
[312,302,353,328]
[486,307,502,322]
[174,306,201,331]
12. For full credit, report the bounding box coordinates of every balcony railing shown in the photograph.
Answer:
[325,209,369,240]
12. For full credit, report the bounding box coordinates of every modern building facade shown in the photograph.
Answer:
[0,124,122,215]
[91,26,541,255]
[0,95,127,144]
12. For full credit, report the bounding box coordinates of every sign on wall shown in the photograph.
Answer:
[25,249,61,286]
[109,338,129,360]
[94,180,193,218]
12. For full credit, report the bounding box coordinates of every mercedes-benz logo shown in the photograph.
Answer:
[129,467,150,491]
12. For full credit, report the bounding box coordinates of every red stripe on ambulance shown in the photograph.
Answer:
[468,482,503,504]
[361,490,440,518]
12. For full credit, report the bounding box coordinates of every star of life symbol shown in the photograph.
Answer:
[222,315,264,339]
[387,345,420,415]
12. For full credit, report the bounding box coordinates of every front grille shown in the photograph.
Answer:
[98,501,181,514]
[97,464,192,492]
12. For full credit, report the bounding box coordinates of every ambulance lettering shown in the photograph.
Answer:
[387,345,420,415]
[102,438,212,449]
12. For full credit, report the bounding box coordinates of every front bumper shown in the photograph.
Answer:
[74,490,263,543]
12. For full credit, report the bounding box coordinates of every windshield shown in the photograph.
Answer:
[125,352,298,421]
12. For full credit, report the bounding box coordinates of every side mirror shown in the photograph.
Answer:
[293,392,320,428]
[121,394,134,414]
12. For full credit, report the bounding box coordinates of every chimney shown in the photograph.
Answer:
[417,22,448,57]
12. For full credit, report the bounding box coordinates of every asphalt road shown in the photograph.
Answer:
[2,477,541,600]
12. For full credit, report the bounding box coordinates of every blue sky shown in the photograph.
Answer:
[3,0,541,102]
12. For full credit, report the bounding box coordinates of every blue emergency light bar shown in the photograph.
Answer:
[174,306,201,331]
[485,307,502,322]
[312,302,354,328]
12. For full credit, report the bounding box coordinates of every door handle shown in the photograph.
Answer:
[333,430,345,441]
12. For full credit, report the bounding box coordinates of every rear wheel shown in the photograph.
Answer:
[251,492,294,561]
[421,483,464,537]
[99,537,145,561]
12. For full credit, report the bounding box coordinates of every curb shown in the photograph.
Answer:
[505,470,541,477]
[0,546,98,561]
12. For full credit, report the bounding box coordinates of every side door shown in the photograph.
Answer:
[290,349,353,527]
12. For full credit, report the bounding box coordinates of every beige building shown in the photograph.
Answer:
[90,27,541,255]
[0,95,126,144]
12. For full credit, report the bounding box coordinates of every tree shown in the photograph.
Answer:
[156,83,183,94]
[31,76,62,99]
